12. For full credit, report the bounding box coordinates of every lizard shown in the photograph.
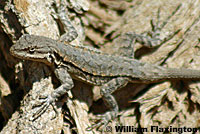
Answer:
[10,34,200,130]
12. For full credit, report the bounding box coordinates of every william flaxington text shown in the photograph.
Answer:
[115,126,199,133]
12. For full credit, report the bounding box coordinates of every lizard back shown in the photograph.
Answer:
[55,38,200,81]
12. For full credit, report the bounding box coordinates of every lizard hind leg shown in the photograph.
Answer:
[112,5,181,59]
[141,4,182,47]
[87,77,129,131]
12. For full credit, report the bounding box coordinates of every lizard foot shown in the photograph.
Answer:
[86,111,117,131]
[31,95,57,120]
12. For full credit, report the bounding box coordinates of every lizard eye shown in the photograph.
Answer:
[29,47,35,54]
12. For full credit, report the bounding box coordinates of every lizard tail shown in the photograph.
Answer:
[159,68,200,79]
[141,66,200,81]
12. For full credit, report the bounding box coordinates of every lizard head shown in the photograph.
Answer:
[10,34,55,65]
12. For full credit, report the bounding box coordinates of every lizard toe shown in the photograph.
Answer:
[31,95,55,120]
[87,111,117,131]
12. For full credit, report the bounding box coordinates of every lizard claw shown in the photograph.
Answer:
[31,95,57,121]
[86,111,117,131]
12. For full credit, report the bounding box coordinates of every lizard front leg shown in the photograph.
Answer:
[88,77,129,131]
[32,67,74,120]
[53,0,78,43]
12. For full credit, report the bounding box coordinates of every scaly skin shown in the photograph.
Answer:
[10,34,200,130]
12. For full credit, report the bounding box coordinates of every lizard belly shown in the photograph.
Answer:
[62,63,113,85]
[70,73,112,86]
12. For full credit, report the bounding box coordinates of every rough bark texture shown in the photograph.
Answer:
[0,0,200,134]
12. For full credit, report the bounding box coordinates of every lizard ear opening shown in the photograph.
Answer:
[29,47,35,54]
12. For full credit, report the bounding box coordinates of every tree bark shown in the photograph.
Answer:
[0,0,200,134]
